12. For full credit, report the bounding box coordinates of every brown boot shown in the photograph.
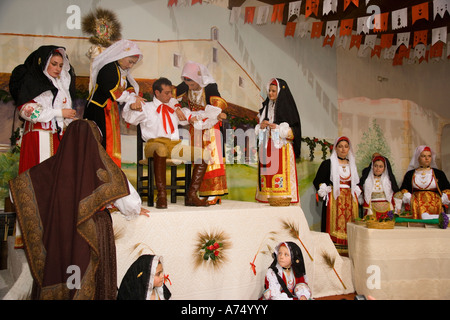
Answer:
[153,153,167,209]
[185,162,209,206]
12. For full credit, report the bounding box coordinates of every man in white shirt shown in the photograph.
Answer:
[122,77,207,209]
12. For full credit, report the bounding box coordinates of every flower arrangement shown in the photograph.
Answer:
[194,230,230,269]
[439,212,449,229]
[202,239,222,261]
[366,210,395,229]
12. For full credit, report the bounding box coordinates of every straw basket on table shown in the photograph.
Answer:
[268,197,291,207]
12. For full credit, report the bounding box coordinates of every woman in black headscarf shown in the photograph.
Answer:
[117,254,171,300]
[9,45,77,174]
[255,78,302,205]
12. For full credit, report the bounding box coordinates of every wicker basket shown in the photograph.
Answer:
[366,220,395,229]
[268,197,291,206]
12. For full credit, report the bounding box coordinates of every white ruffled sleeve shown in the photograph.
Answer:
[113,179,142,219]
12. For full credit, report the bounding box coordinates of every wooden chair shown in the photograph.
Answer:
[136,124,192,206]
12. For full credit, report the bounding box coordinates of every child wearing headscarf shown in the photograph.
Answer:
[117,254,171,300]
[261,241,311,300]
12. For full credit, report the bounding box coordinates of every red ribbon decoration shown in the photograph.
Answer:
[164,274,172,285]
[157,104,175,134]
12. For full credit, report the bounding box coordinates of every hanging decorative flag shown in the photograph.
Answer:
[344,0,359,11]
[336,35,349,48]
[168,0,178,6]
[380,34,394,48]
[413,30,428,47]
[230,7,241,24]
[323,0,338,15]
[357,16,370,34]
[429,41,444,58]
[271,3,285,23]
[392,8,408,30]
[350,34,362,49]
[364,34,377,49]
[413,43,427,60]
[245,7,256,24]
[191,0,202,5]
[256,6,270,25]
[396,32,410,47]
[373,12,389,32]
[288,1,302,21]
[393,45,410,65]
[371,45,382,58]
[323,35,335,47]
[311,21,323,38]
[432,26,447,45]
[412,2,429,24]
[339,19,353,36]
[285,22,297,37]
[298,21,312,37]
[305,0,319,18]
[325,21,339,37]
[433,0,450,19]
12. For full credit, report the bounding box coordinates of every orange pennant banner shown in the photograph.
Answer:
[311,21,323,38]
[339,19,353,36]
[413,30,428,47]
[271,4,285,23]
[412,2,429,24]
[245,7,255,24]
[305,0,319,18]
[285,22,297,37]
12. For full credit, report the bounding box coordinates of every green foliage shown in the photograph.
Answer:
[355,119,393,172]
[0,151,20,201]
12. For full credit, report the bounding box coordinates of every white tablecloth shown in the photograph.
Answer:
[112,200,354,299]
[347,222,450,300]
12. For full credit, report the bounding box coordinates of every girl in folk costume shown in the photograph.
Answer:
[255,78,301,204]
[117,255,171,300]
[176,61,228,206]
[399,145,450,219]
[261,242,311,300]
[9,45,77,174]
[313,136,360,254]
[84,39,145,167]
[359,155,401,220]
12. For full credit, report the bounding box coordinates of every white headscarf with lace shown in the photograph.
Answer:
[330,136,359,200]
[89,39,142,94]
[181,61,215,88]
[407,145,437,171]
[363,156,393,205]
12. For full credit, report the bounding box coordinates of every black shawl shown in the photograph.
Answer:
[259,78,302,158]
[9,45,76,107]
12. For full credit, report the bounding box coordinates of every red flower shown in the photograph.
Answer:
[207,245,214,250]
[214,250,220,256]
[213,242,220,249]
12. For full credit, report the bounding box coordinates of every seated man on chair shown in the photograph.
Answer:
[122,77,209,208]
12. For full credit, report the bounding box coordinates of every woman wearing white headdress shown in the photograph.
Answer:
[399,145,450,219]
[175,61,228,206]
[359,155,401,220]
[313,136,360,254]
[84,39,145,167]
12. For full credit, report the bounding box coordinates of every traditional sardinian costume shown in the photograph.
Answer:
[359,155,400,220]
[261,242,311,300]
[9,45,76,174]
[176,61,228,199]
[400,146,450,219]
[9,120,140,299]
[255,78,301,204]
[84,39,142,167]
[117,255,171,300]
[313,136,360,254]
